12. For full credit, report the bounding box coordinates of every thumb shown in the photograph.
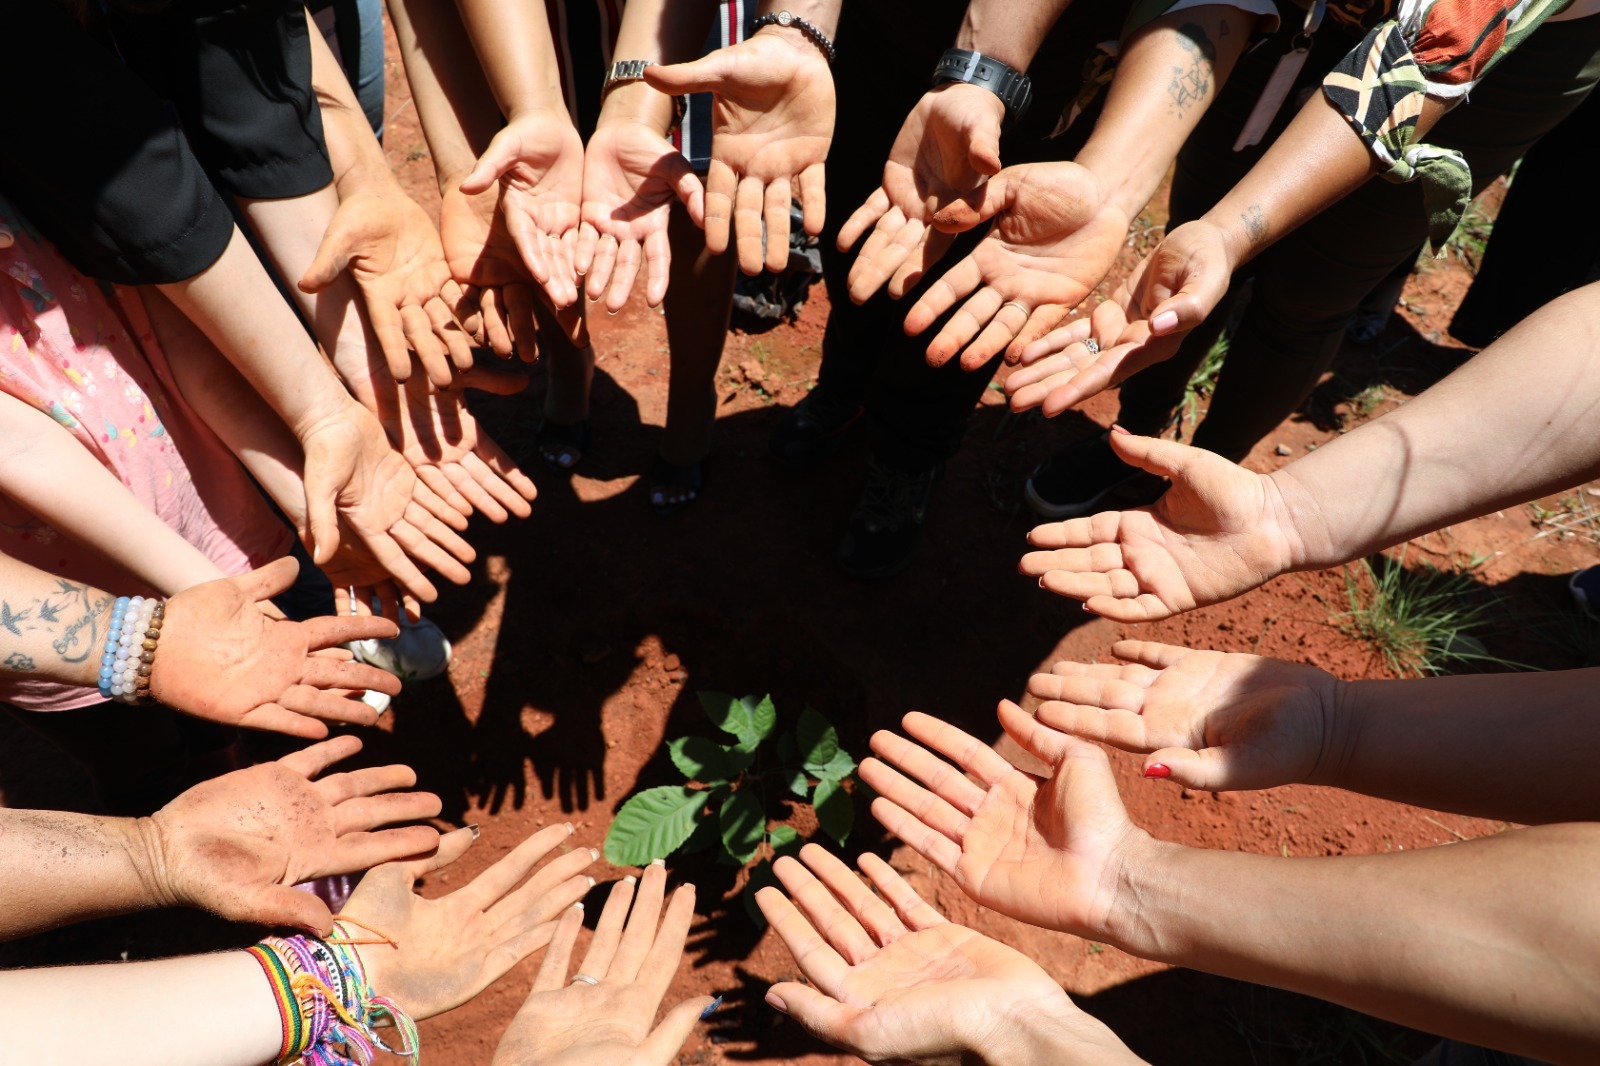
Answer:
[664,153,707,227]
[764,983,862,1049]
[1106,426,1203,482]
[643,52,733,96]
[932,171,1010,234]
[1144,746,1233,792]
[234,556,302,602]
[966,123,1002,177]
[458,130,522,195]
[298,225,353,294]
[235,883,336,937]
[640,996,718,1063]
[300,464,342,566]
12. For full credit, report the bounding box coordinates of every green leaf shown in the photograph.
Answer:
[796,706,839,770]
[768,824,800,855]
[718,790,766,865]
[604,786,708,866]
[678,802,724,855]
[667,736,749,783]
[810,747,857,782]
[698,691,777,751]
[784,769,810,798]
[743,859,780,927]
[812,778,853,844]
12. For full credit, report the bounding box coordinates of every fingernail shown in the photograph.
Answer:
[586,876,596,887]
[651,858,666,868]
[1110,423,1131,435]
[699,995,724,1020]
[1151,310,1179,334]
[466,823,480,840]
[589,848,599,861]
[565,822,575,834]
[572,901,584,912]
[1144,763,1172,779]
[765,992,788,1013]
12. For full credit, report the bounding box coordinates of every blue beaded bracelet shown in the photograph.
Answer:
[96,596,130,701]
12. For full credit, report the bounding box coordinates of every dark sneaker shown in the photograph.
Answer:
[1024,431,1167,520]
[769,384,863,471]
[837,458,941,579]
[1570,565,1600,621]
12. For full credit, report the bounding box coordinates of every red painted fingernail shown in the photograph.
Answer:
[1144,763,1171,779]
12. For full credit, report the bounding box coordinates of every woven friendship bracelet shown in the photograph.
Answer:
[97,595,164,704]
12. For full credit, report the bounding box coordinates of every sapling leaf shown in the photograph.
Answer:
[668,736,749,783]
[813,778,853,844]
[796,705,839,770]
[719,789,766,865]
[784,769,810,798]
[604,785,709,866]
[741,695,778,747]
[811,747,857,782]
[699,691,777,752]
[768,824,800,855]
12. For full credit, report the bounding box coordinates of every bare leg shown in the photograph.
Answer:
[660,204,735,469]
[533,303,594,469]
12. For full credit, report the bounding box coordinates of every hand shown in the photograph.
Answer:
[759,845,1141,1065]
[299,183,477,388]
[340,349,537,524]
[908,162,1131,370]
[1005,217,1233,415]
[149,558,403,736]
[645,27,834,275]
[861,705,1151,938]
[491,861,711,1066]
[1028,641,1340,791]
[144,736,440,933]
[459,108,586,310]
[348,822,599,1020]
[439,176,547,361]
[1017,429,1298,621]
[297,398,476,604]
[837,84,1003,304]
[576,119,705,310]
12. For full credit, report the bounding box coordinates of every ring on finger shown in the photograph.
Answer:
[1002,300,1030,316]
[570,973,600,986]
[1083,337,1101,355]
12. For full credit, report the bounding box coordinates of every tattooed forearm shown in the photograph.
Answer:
[1167,24,1218,116]
[1241,204,1269,246]
[0,560,115,685]
[53,591,112,663]
[3,652,34,671]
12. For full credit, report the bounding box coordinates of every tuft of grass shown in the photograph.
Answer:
[1334,552,1513,677]
[1349,382,1391,419]
[1173,331,1230,440]
[1526,488,1600,547]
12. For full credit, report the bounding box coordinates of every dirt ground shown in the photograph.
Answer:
[366,25,1600,1066]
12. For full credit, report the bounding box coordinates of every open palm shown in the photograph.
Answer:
[1019,431,1298,621]
[1028,641,1338,791]
[909,162,1130,369]
[861,708,1149,937]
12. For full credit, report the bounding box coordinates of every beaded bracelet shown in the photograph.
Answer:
[96,595,165,704]
[247,917,420,1066]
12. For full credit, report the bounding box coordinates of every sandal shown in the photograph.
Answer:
[536,417,590,473]
[648,452,710,517]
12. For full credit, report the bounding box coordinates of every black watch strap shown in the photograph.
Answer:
[931,48,1033,128]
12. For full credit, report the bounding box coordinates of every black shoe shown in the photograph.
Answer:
[837,458,941,579]
[769,384,863,471]
[648,452,709,517]
[1024,431,1167,519]
[536,417,590,473]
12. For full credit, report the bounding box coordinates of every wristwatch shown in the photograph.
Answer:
[931,48,1033,129]
[601,60,686,132]
[751,10,837,64]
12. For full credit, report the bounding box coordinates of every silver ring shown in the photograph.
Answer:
[570,974,600,986]
[1002,300,1030,317]
[1083,337,1101,355]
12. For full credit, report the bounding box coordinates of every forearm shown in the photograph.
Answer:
[386,0,504,186]
[0,952,282,1066]
[0,810,167,938]
[1112,827,1600,1064]
[599,0,720,131]
[0,396,226,593]
[1076,8,1257,220]
[454,0,567,116]
[954,0,1069,70]
[755,0,840,38]
[308,9,395,198]
[987,1000,1150,1065]
[155,226,352,438]
[0,552,114,686]
[1317,668,1600,824]
[1273,282,1600,568]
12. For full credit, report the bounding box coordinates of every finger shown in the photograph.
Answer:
[235,557,303,602]
[640,51,731,95]
[1024,513,1103,550]
[587,233,618,303]
[328,825,443,872]
[351,530,439,605]
[763,981,860,1051]
[274,687,384,727]
[1018,317,1093,366]
[848,213,925,305]
[532,903,586,991]
[919,274,998,365]
[755,887,850,995]
[238,882,336,937]
[369,302,417,384]
[886,229,954,300]
[466,434,538,506]
[1024,672,1148,713]
[607,238,642,313]
[298,229,352,295]
[458,132,519,194]
[1016,543,1126,583]
[487,844,599,937]
[1112,640,1190,671]
[410,476,471,531]
[667,155,706,227]
[868,795,962,875]
[441,461,508,523]
[401,304,454,389]
[276,735,363,779]
[299,613,401,649]
[857,754,970,846]
[401,825,477,880]
[796,844,908,945]
[575,869,637,979]
[763,177,792,275]
[404,497,476,558]
[773,853,878,964]
[416,464,475,520]
[331,789,444,835]
[900,711,1017,788]
[642,226,673,309]
[456,364,533,396]
[1106,427,1207,482]
[502,283,547,361]
[314,761,417,804]
[425,296,477,374]
[459,823,577,910]
[997,698,1080,767]
[233,703,331,739]
[702,160,736,255]
[607,859,668,983]
[959,295,1030,371]
[1146,745,1233,791]
[294,654,403,695]
[863,728,985,815]
[1007,306,1066,365]
[637,883,696,1005]
[478,286,515,358]
[734,176,767,276]
[575,220,600,277]
[1032,700,1153,752]
[838,187,891,252]
[640,995,718,1064]
[455,452,528,520]
[798,164,826,237]
[391,520,474,586]
[856,852,947,931]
